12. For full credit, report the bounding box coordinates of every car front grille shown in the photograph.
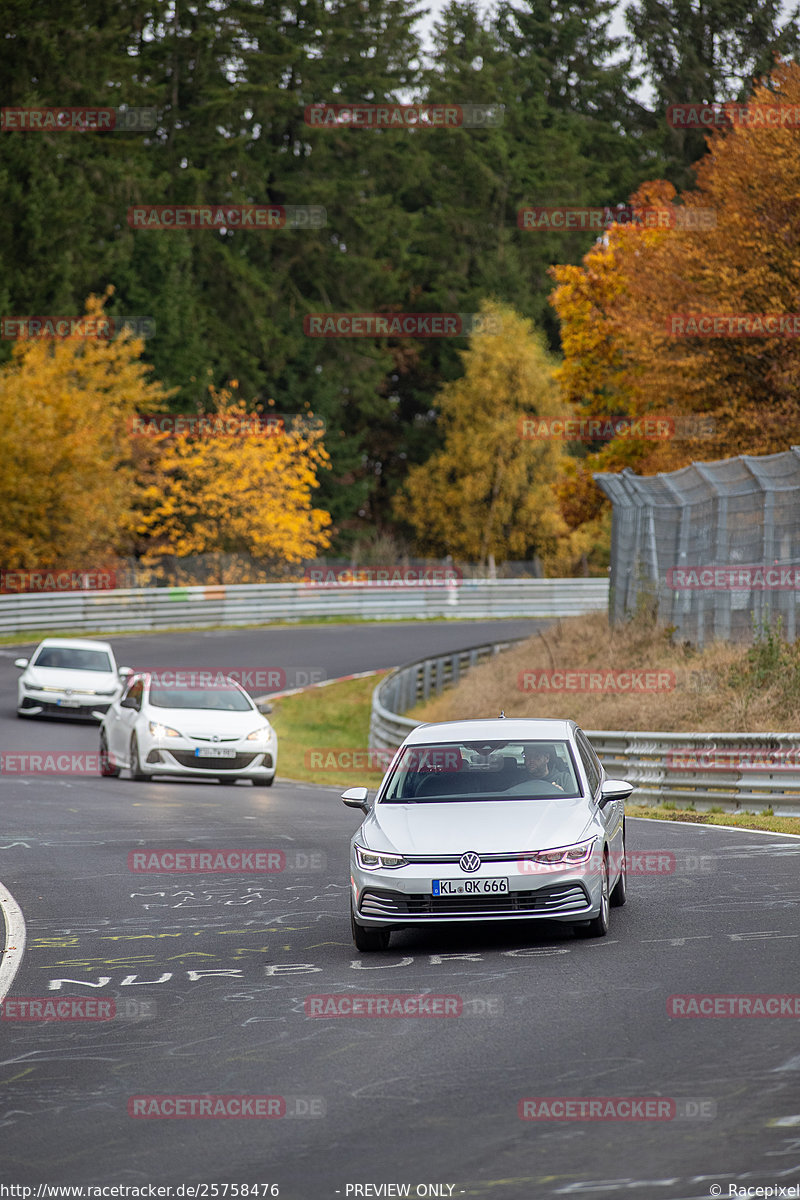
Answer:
[168,752,260,770]
[21,698,107,717]
[359,883,591,919]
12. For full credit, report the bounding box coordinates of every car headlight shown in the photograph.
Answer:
[532,839,595,866]
[246,726,273,742]
[148,721,182,739]
[355,845,407,870]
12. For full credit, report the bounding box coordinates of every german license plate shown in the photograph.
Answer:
[57,698,82,708]
[194,747,237,759]
[432,877,509,896]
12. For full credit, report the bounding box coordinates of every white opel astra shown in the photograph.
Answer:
[343,717,633,951]
[15,638,131,719]
[99,672,277,785]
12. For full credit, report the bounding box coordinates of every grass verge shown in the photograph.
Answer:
[272,676,800,834]
[626,805,800,835]
[269,673,387,790]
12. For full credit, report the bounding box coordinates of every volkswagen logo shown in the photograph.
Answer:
[64,689,73,697]
[459,852,481,873]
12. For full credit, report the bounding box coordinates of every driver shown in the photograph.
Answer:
[522,745,565,791]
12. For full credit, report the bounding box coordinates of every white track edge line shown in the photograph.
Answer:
[628,816,800,838]
[0,878,27,1002]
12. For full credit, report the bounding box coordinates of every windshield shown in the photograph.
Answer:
[380,740,582,803]
[33,647,112,672]
[148,686,253,711]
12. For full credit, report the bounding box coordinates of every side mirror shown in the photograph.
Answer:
[341,786,370,813]
[14,658,29,669]
[118,667,134,679]
[258,701,273,714]
[598,778,634,808]
[120,696,138,710]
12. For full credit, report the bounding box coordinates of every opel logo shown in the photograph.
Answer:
[459,852,481,873]
[212,735,220,743]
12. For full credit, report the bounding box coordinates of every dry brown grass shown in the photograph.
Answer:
[408,611,800,732]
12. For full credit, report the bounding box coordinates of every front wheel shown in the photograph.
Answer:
[574,852,610,938]
[351,900,391,952]
[99,731,120,777]
[251,775,275,787]
[129,734,151,782]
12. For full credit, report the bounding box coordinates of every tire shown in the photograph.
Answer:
[574,851,610,938]
[351,900,391,952]
[610,824,627,908]
[99,731,121,778]
[251,775,275,787]
[129,734,151,782]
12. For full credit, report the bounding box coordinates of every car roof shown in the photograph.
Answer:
[35,638,114,651]
[403,718,578,745]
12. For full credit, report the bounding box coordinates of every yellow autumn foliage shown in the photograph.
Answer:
[0,290,172,569]
[128,386,332,575]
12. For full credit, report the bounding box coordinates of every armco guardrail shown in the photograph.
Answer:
[370,638,527,751]
[369,647,800,816]
[0,578,609,636]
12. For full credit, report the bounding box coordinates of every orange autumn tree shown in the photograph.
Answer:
[611,60,800,456]
[550,59,800,553]
[129,387,332,582]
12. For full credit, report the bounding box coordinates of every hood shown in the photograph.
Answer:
[363,798,594,856]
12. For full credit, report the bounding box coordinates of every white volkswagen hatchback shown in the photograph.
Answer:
[99,672,277,785]
[343,717,633,950]
[15,638,131,719]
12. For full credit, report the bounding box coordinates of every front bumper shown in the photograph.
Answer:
[351,861,601,927]
[143,743,276,778]
[18,693,113,719]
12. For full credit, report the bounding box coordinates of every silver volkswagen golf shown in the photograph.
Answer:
[343,717,634,951]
